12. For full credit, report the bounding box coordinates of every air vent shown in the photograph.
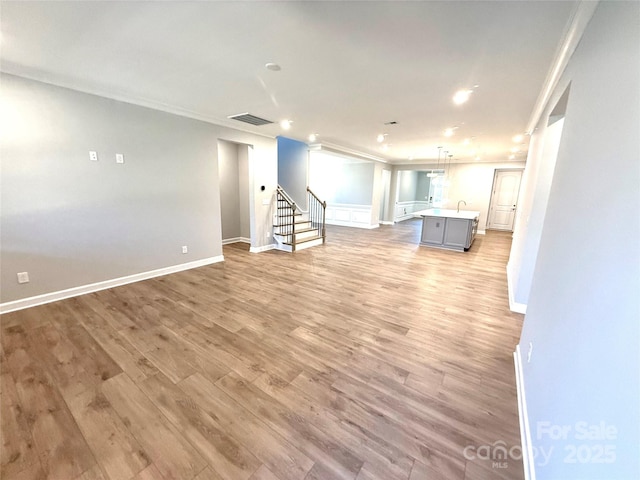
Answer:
[227,113,274,126]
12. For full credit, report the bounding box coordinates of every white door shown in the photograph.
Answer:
[487,169,523,230]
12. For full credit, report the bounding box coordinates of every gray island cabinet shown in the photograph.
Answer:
[415,209,479,251]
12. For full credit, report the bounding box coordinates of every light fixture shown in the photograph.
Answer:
[265,62,281,71]
[308,133,318,142]
[453,89,473,105]
[280,119,292,130]
[377,133,387,143]
[444,128,455,137]
[513,134,524,143]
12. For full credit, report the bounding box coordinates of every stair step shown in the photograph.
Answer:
[283,235,323,246]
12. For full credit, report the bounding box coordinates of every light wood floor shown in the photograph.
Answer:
[1,219,525,480]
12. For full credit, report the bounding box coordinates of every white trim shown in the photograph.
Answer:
[0,256,224,314]
[525,1,599,134]
[380,221,394,226]
[507,262,528,314]
[308,142,388,164]
[1,72,276,141]
[249,244,276,253]
[514,345,535,480]
[222,237,251,245]
[477,230,486,235]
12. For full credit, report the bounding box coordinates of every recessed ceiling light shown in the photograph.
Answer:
[308,133,318,142]
[513,134,524,143]
[265,63,281,71]
[280,119,292,130]
[377,133,387,143]
[453,89,473,105]
[444,128,455,137]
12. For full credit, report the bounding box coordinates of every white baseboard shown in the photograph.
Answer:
[507,262,528,314]
[326,220,378,229]
[222,237,250,245]
[514,345,535,480]
[380,221,394,225]
[0,255,225,314]
[249,244,276,253]
[478,229,486,235]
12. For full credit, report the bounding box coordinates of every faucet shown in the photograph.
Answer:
[457,200,467,213]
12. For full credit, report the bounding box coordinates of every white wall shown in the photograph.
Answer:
[508,116,565,308]
[0,73,276,308]
[516,2,639,478]
[309,151,379,228]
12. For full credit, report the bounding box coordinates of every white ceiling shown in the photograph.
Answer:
[0,1,577,164]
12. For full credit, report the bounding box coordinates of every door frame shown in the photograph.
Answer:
[487,168,524,231]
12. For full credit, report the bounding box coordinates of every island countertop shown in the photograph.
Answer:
[414,208,480,220]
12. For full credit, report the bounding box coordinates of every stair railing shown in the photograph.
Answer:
[307,187,327,244]
[276,185,297,251]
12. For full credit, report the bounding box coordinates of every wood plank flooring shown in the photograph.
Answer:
[1,220,525,480]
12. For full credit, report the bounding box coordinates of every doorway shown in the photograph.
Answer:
[487,169,523,231]
[218,140,251,244]
[379,169,391,223]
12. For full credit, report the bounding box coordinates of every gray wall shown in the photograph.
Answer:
[415,172,431,202]
[1,74,276,305]
[237,145,250,239]
[218,141,241,240]
[397,170,418,202]
[218,141,250,241]
[517,3,639,478]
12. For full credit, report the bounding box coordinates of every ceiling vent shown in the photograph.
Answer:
[227,113,274,126]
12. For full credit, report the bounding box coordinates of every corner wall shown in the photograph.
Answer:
[515,2,640,478]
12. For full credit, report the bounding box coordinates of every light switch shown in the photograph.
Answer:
[116,153,124,164]
[89,151,98,161]
[17,272,29,284]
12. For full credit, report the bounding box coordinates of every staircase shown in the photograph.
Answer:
[274,185,326,252]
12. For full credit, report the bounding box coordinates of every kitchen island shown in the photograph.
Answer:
[414,208,480,251]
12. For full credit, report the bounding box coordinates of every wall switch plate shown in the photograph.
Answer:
[17,272,29,284]
[181,246,188,254]
[89,151,98,161]
[116,153,124,164]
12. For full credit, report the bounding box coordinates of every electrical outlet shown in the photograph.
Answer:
[116,153,124,164]
[527,342,533,363]
[181,246,188,254]
[89,151,98,161]
[17,272,29,284]
[266,231,270,238]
